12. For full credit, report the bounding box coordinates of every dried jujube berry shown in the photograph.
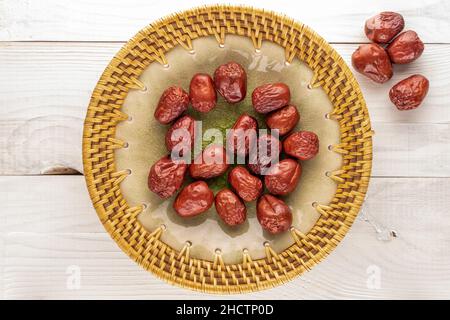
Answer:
[257,194,293,234]
[387,30,424,64]
[154,86,189,124]
[189,73,217,112]
[173,181,214,217]
[189,144,229,179]
[214,62,247,103]
[228,166,263,202]
[389,74,429,110]
[248,134,282,175]
[215,188,247,226]
[364,11,405,43]
[265,159,302,196]
[283,131,319,161]
[252,83,290,114]
[227,113,258,157]
[351,43,393,83]
[265,105,300,136]
[148,155,188,199]
[165,115,195,155]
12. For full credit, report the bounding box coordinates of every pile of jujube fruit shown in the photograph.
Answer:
[148,62,319,235]
[352,11,429,110]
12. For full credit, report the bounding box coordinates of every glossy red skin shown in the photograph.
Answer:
[248,134,282,175]
[364,11,404,43]
[283,131,319,161]
[227,113,258,157]
[148,155,188,199]
[257,194,292,234]
[228,166,263,202]
[387,30,424,64]
[265,105,300,136]
[389,74,429,110]
[165,115,195,155]
[213,62,247,103]
[351,44,393,83]
[173,181,214,217]
[154,86,189,124]
[265,159,302,196]
[189,73,217,112]
[189,144,229,179]
[252,83,291,114]
[215,188,247,226]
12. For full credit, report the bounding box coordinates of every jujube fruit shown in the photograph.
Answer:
[257,194,293,234]
[389,74,429,110]
[173,181,214,217]
[189,73,217,112]
[283,131,319,161]
[252,83,290,113]
[215,188,247,226]
[352,44,393,83]
[265,159,302,196]
[228,166,263,202]
[214,62,247,103]
[154,86,189,124]
[148,155,188,199]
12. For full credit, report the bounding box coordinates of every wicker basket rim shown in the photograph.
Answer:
[82,4,372,294]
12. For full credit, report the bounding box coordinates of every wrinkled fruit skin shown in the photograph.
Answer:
[189,144,229,179]
[173,181,214,217]
[389,74,429,110]
[387,30,424,64]
[214,62,247,103]
[228,113,258,157]
[148,155,188,199]
[265,105,300,136]
[252,83,290,113]
[365,11,404,43]
[352,44,393,83]
[265,159,302,196]
[154,86,189,124]
[248,134,282,175]
[215,188,247,226]
[283,131,319,161]
[228,166,263,202]
[257,194,292,234]
[189,73,217,112]
[165,115,195,155]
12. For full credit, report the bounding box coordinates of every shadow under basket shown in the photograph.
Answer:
[82,5,373,294]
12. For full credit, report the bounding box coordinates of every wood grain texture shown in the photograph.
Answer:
[0,42,117,175]
[1,0,448,299]
[0,42,448,176]
[1,176,449,299]
[1,0,449,43]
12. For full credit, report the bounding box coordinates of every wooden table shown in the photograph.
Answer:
[1,0,449,299]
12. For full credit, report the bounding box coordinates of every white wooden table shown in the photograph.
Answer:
[1,0,449,299]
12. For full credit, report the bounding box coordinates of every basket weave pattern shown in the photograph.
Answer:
[83,5,372,293]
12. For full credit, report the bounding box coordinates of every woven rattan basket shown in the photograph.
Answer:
[83,5,372,294]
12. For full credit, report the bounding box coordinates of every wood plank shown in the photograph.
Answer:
[1,175,449,299]
[1,42,448,176]
[0,42,118,175]
[1,0,449,43]
[0,176,100,234]
[373,123,450,177]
